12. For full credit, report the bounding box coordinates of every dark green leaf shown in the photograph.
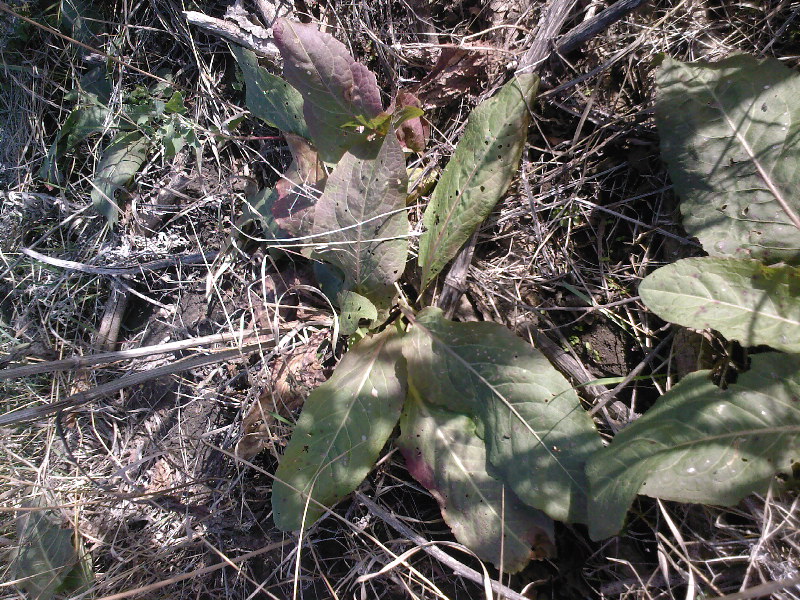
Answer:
[229,44,309,138]
[656,54,800,264]
[90,131,150,224]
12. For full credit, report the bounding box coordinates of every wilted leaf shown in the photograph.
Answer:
[312,134,408,297]
[273,18,383,162]
[403,307,602,524]
[14,503,78,600]
[640,257,800,353]
[393,91,428,152]
[230,44,309,138]
[656,54,800,264]
[398,390,555,573]
[271,327,407,530]
[418,74,538,289]
[90,131,150,224]
[337,290,378,335]
[587,352,800,540]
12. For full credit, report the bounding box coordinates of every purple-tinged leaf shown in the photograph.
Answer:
[273,18,383,162]
[399,390,556,573]
[271,134,326,237]
[393,91,428,152]
[312,133,409,297]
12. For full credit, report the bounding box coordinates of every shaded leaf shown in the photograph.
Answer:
[418,74,538,289]
[656,54,800,264]
[337,290,377,336]
[60,0,102,44]
[91,131,150,224]
[398,389,556,573]
[273,18,383,162]
[403,307,602,524]
[230,44,309,138]
[271,133,326,237]
[640,257,800,353]
[587,352,800,540]
[312,133,408,297]
[39,67,113,184]
[14,503,78,600]
[272,327,407,530]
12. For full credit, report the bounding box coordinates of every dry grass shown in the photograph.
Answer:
[1,1,799,599]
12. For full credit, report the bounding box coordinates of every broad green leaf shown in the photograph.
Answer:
[337,290,377,335]
[418,74,538,289]
[90,131,150,224]
[229,44,309,139]
[403,307,602,524]
[656,54,800,264]
[39,67,113,184]
[14,502,78,600]
[272,18,383,162]
[587,352,800,540]
[398,390,555,572]
[312,134,409,298]
[272,327,407,530]
[163,91,187,115]
[640,257,800,353]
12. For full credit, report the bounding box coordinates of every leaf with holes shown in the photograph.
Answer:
[273,18,383,163]
[418,73,538,289]
[587,352,800,540]
[230,44,309,139]
[90,131,150,224]
[271,326,406,530]
[398,389,556,572]
[337,290,378,336]
[312,133,408,298]
[656,54,800,264]
[640,257,800,353]
[403,307,602,524]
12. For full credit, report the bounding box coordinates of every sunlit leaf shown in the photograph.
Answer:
[337,290,377,335]
[587,352,800,540]
[271,327,407,530]
[418,74,538,289]
[656,54,800,264]
[640,257,800,353]
[398,390,555,572]
[403,307,602,524]
[273,18,383,162]
[312,134,408,297]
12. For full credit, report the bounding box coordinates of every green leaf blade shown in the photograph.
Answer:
[312,134,409,297]
[403,307,602,524]
[656,54,800,263]
[587,352,800,540]
[640,257,800,352]
[418,74,538,289]
[230,44,309,139]
[398,391,555,573]
[271,327,407,531]
[90,131,149,224]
